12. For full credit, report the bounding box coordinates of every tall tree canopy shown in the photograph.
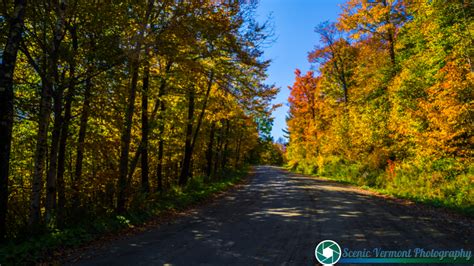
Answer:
[0,0,278,240]
[287,0,473,211]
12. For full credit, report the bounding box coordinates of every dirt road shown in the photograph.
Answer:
[71,166,473,265]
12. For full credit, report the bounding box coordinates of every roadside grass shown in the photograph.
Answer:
[287,158,474,217]
[0,167,249,265]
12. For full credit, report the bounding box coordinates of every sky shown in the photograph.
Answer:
[255,0,346,141]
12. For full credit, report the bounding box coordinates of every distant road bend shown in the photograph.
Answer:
[72,166,473,265]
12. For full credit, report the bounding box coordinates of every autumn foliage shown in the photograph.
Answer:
[286,0,473,213]
[0,0,277,245]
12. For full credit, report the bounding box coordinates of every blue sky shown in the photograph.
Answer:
[255,0,346,141]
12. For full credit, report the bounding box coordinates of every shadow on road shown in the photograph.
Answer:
[71,166,473,266]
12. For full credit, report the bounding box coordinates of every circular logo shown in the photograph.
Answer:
[315,240,342,265]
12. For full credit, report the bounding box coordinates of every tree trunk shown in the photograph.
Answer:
[156,86,167,192]
[117,1,153,207]
[235,131,242,167]
[157,139,164,192]
[45,88,63,223]
[388,31,396,67]
[190,72,213,153]
[73,78,92,209]
[0,0,26,241]
[205,122,215,179]
[179,72,213,186]
[179,88,195,186]
[56,88,71,226]
[117,59,140,213]
[127,62,172,186]
[56,24,78,226]
[381,0,396,67]
[30,0,66,229]
[156,62,172,192]
[140,59,150,193]
[56,77,73,227]
[214,124,223,179]
[30,81,53,227]
[221,120,230,171]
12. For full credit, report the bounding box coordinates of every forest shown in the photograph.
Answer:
[286,0,473,214]
[1,0,473,263]
[0,0,282,254]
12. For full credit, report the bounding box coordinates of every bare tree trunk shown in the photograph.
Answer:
[179,88,195,186]
[179,72,213,186]
[221,120,230,171]
[56,88,71,226]
[117,59,140,213]
[388,31,396,67]
[73,78,92,209]
[190,72,213,152]
[45,87,63,223]
[117,0,153,210]
[127,62,172,186]
[156,81,168,193]
[214,124,224,179]
[155,62,172,192]
[56,24,78,226]
[30,80,53,227]
[0,0,26,241]
[140,59,150,193]
[124,66,157,191]
[205,122,215,179]
[235,131,242,167]
[156,137,164,192]
[30,0,67,229]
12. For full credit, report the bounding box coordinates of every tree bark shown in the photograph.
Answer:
[190,72,213,153]
[127,62,172,185]
[179,88,195,186]
[221,120,230,171]
[56,87,71,226]
[156,69,170,192]
[117,59,140,213]
[117,0,153,211]
[235,131,242,167]
[29,0,67,228]
[140,59,150,193]
[387,31,396,67]
[56,24,78,226]
[45,86,63,223]
[179,72,213,186]
[30,80,52,227]
[0,0,27,241]
[73,78,92,209]
[205,122,215,179]
[214,124,224,179]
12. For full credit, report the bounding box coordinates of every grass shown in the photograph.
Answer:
[287,158,474,217]
[0,167,249,265]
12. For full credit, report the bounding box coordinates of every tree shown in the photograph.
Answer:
[309,22,357,103]
[338,0,409,66]
[116,0,155,213]
[2,0,277,241]
[0,0,27,241]
[287,0,473,210]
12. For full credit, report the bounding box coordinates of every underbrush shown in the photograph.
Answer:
[0,167,248,265]
[289,156,473,216]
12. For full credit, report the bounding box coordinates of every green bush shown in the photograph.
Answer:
[289,155,473,216]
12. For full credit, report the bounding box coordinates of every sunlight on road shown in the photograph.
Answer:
[249,207,303,218]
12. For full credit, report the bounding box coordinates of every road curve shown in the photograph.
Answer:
[71,166,473,265]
